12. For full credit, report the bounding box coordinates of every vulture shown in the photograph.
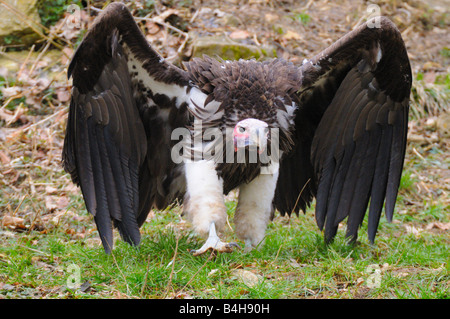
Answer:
[62,3,412,254]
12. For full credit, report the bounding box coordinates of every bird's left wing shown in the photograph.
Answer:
[62,3,190,252]
[274,17,412,243]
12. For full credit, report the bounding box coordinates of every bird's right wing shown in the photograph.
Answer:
[274,17,412,243]
[62,3,190,252]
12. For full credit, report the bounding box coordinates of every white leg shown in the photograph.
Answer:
[183,160,227,236]
[234,163,280,252]
[183,160,239,255]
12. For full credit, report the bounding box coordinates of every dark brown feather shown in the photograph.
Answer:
[274,16,412,243]
[63,3,189,252]
[184,57,301,189]
[64,4,411,251]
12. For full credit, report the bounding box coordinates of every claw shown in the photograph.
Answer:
[190,222,240,256]
[190,241,239,256]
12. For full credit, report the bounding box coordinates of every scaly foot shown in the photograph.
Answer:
[190,222,240,256]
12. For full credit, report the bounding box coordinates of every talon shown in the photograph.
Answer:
[190,222,240,256]
[225,242,241,253]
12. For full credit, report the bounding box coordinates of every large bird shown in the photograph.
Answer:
[62,3,412,254]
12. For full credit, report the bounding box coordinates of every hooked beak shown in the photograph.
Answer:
[233,119,269,154]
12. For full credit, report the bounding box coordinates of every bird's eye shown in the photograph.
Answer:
[238,127,246,133]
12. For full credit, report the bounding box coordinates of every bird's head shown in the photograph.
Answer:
[233,118,269,154]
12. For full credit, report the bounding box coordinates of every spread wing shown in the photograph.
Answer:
[62,3,190,252]
[274,17,412,243]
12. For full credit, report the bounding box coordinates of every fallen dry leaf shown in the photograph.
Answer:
[61,47,74,65]
[0,150,11,165]
[45,185,58,194]
[56,87,71,102]
[436,112,450,138]
[1,86,21,98]
[0,66,8,78]
[229,30,251,39]
[425,222,450,231]
[422,61,442,70]
[404,224,423,236]
[2,215,26,230]
[283,30,302,40]
[152,8,181,24]
[289,258,307,268]
[145,21,161,35]
[208,268,219,277]
[423,71,436,83]
[45,195,70,212]
[264,13,279,23]
[0,108,17,124]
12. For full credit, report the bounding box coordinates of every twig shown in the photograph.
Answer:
[30,11,69,75]
[291,178,311,215]
[412,147,426,161]
[189,9,200,24]
[154,0,162,16]
[17,244,51,257]
[89,5,102,13]
[0,94,25,111]
[89,6,188,37]
[5,102,24,127]
[140,255,152,298]
[13,194,28,216]
[253,33,261,46]
[300,0,315,11]
[29,39,52,76]
[176,250,214,297]
[135,17,188,37]
[273,243,283,264]
[26,193,43,234]
[226,215,233,232]
[163,235,180,298]
[3,107,66,141]
[17,45,35,80]
[352,9,372,30]
[110,248,131,297]
[88,6,188,61]
[177,33,189,54]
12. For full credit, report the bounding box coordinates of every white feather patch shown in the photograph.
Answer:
[188,87,207,109]
[124,45,189,106]
[234,163,280,249]
[188,87,222,116]
[183,160,227,236]
[276,99,297,130]
[376,42,382,63]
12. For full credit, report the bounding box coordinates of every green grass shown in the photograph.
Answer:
[1,191,448,299]
[289,12,311,26]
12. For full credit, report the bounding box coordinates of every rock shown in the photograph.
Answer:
[217,14,242,27]
[191,35,275,61]
[436,112,450,138]
[1,284,15,291]
[230,269,263,288]
[0,49,65,81]
[0,0,42,46]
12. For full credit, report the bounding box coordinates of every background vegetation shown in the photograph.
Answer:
[0,0,448,299]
